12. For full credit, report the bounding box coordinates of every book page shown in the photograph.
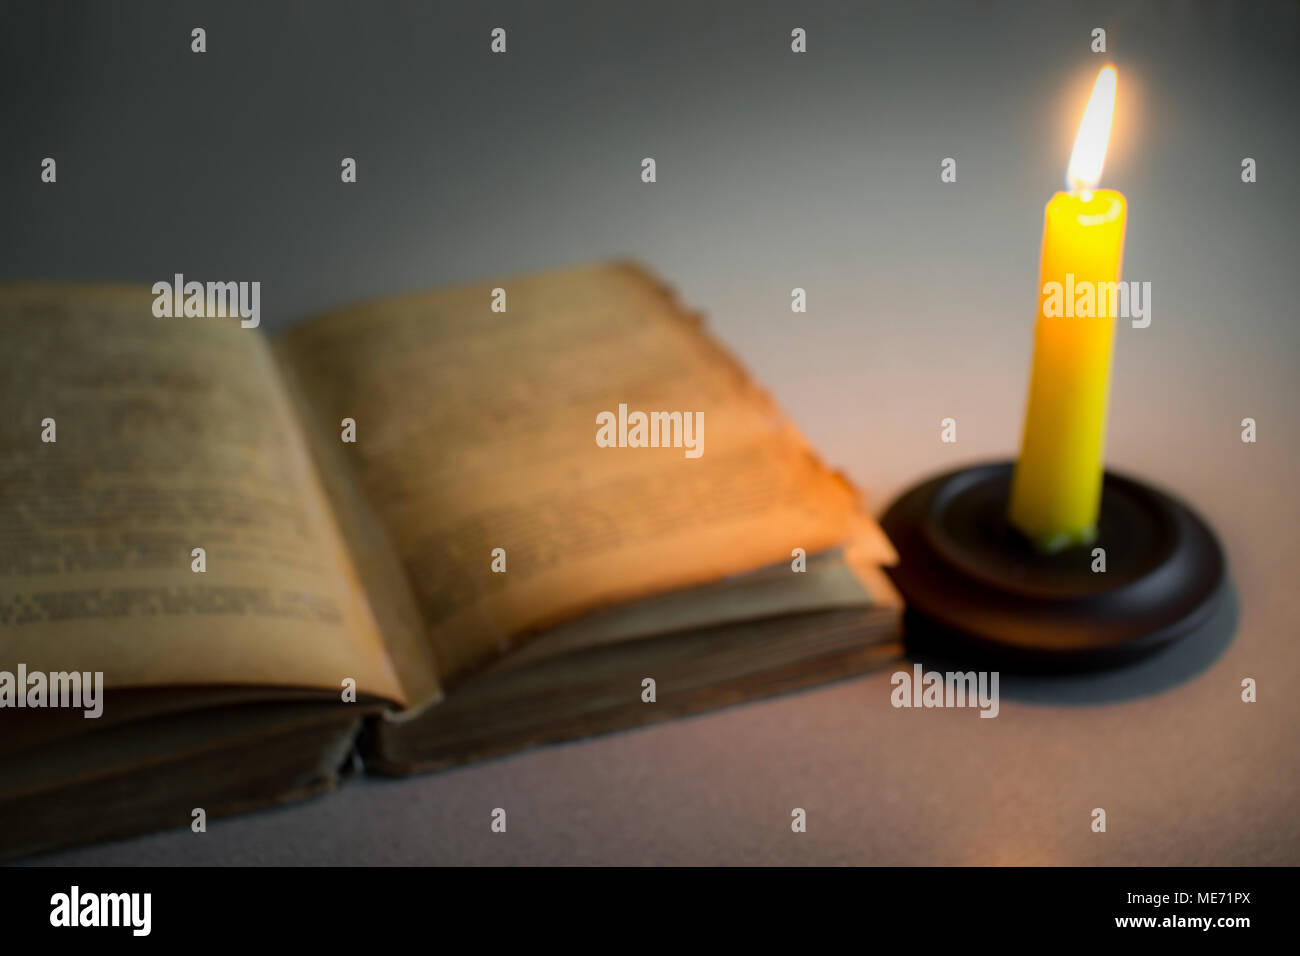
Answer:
[484,547,894,674]
[277,262,895,686]
[0,284,405,705]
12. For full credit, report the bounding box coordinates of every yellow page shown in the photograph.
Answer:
[277,262,894,684]
[0,283,405,704]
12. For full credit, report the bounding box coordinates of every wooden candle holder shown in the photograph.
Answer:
[881,462,1227,671]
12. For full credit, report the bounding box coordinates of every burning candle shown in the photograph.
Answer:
[1009,66,1127,552]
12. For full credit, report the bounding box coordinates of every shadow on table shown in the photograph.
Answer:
[901,579,1240,706]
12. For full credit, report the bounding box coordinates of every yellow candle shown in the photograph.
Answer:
[1009,66,1127,552]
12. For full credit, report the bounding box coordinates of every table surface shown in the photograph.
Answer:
[5,0,1298,865]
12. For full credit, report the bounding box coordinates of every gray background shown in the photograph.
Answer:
[4,0,1298,864]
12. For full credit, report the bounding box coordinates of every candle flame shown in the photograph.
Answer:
[1066,66,1117,196]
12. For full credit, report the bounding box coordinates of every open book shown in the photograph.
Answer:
[0,262,900,859]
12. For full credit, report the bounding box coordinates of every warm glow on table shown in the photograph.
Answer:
[1009,67,1128,551]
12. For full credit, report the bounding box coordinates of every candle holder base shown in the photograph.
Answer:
[879,462,1226,671]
